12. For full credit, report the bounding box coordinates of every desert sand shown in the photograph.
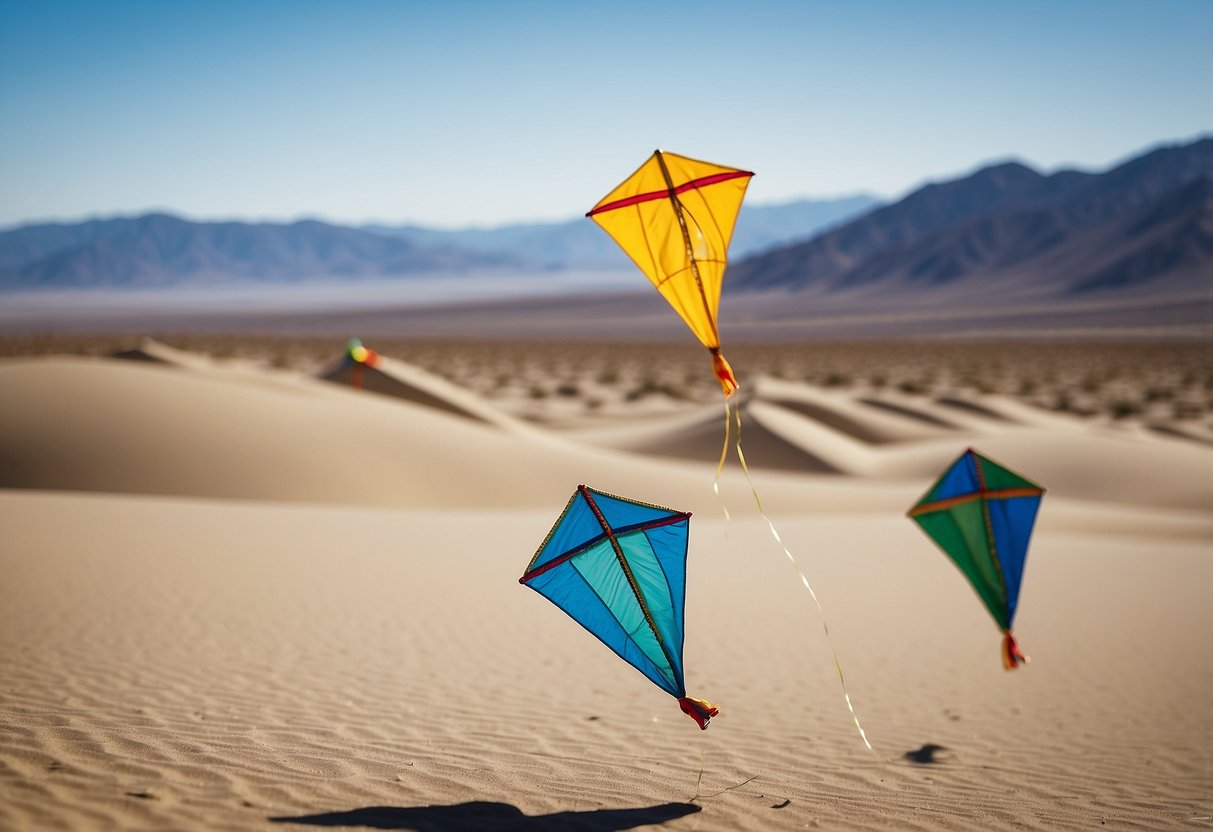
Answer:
[1,337,1210,831]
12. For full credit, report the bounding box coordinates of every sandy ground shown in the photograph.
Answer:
[1,338,1211,831]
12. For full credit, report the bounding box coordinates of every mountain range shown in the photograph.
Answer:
[728,137,1212,303]
[0,195,878,290]
[1,136,1208,341]
[363,194,880,269]
[0,215,528,289]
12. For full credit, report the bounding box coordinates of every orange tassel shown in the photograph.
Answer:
[710,350,739,398]
[1001,630,1028,670]
[678,695,719,730]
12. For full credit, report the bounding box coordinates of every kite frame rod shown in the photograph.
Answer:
[970,453,1013,618]
[518,512,691,584]
[654,150,721,340]
[907,487,1045,517]
[586,169,753,216]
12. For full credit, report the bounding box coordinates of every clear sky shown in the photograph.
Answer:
[1,0,1209,229]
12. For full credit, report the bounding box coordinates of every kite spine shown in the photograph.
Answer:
[576,485,682,688]
[654,150,719,342]
[971,452,1012,630]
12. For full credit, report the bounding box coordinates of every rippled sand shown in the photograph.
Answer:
[1,338,1209,830]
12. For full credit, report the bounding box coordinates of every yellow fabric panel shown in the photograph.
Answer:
[588,151,752,350]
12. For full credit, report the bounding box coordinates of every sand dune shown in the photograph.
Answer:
[0,355,920,515]
[568,375,1213,512]
[1,341,1210,830]
[317,354,533,433]
[7,352,1210,514]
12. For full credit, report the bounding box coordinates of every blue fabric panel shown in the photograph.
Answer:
[987,495,1040,626]
[641,520,689,680]
[531,493,603,571]
[525,547,678,696]
[927,449,981,502]
[585,489,679,531]
[531,489,680,573]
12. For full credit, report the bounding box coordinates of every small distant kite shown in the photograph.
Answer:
[519,485,718,729]
[587,150,753,397]
[908,449,1045,669]
[343,338,379,390]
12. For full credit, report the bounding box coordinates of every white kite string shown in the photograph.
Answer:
[712,396,733,524]
[724,396,873,752]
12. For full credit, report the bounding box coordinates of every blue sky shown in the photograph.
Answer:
[1,0,1209,229]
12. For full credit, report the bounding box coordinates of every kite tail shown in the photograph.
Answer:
[1001,630,1029,670]
[710,348,739,398]
[351,363,364,390]
[678,696,719,730]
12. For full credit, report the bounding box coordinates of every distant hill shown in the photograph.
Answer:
[728,137,1213,302]
[0,214,532,289]
[0,194,880,290]
[363,194,882,268]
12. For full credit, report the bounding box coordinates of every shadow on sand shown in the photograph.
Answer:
[270,800,701,831]
[904,743,948,764]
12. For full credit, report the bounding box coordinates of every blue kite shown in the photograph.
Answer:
[519,485,718,729]
[908,448,1046,669]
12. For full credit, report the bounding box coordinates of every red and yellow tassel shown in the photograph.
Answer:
[678,695,719,730]
[1001,630,1029,670]
[710,349,739,398]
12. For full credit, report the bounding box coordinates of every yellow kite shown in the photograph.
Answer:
[587,150,753,396]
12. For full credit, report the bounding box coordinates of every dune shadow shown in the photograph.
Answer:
[270,800,701,831]
[766,397,893,444]
[934,396,1015,423]
[110,347,169,364]
[904,743,947,764]
[319,362,488,424]
[859,398,958,428]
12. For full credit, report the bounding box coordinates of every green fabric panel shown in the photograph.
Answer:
[617,532,678,657]
[914,501,1010,628]
[976,453,1044,491]
[571,539,678,690]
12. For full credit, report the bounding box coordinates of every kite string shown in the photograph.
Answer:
[729,400,874,752]
[711,397,733,524]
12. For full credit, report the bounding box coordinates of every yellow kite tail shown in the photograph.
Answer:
[1002,630,1029,670]
[678,695,720,730]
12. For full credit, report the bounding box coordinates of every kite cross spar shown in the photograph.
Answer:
[587,150,752,397]
[519,486,718,729]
